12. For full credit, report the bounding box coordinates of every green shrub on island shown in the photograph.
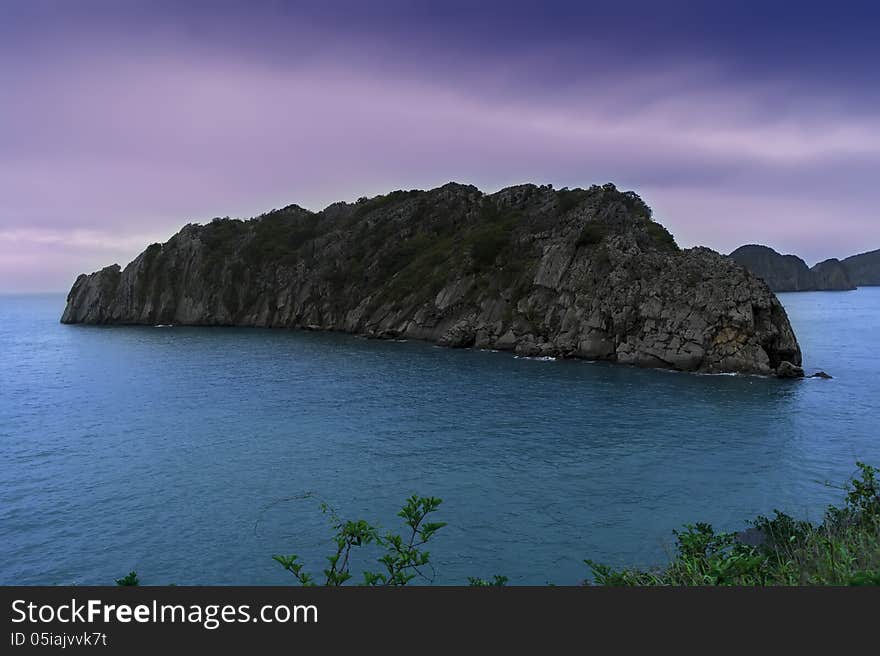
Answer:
[469,223,511,267]
[575,223,608,247]
[643,221,679,252]
[556,188,590,215]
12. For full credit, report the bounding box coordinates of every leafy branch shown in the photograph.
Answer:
[273,495,446,586]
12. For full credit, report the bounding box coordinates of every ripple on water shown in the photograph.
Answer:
[0,290,878,584]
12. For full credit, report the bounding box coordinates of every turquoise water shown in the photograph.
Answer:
[1,290,878,585]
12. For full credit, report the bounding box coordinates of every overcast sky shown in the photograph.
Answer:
[2,0,879,291]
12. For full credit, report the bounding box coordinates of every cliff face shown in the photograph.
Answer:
[811,258,856,291]
[842,249,880,286]
[729,245,855,292]
[62,183,802,375]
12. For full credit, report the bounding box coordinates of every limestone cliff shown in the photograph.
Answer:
[62,183,802,376]
[842,248,880,286]
[729,245,855,292]
[810,258,856,291]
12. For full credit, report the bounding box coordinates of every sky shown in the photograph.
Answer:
[2,0,879,292]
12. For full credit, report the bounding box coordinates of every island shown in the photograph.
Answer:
[842,248,880,286]
[62,183,803,377]
[728,245,856,292]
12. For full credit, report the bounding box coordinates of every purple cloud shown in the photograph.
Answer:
[1,1,878,291]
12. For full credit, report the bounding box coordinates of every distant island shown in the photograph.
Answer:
[62,183,803,377]
[842,249,880,286]
[729,244,880,292]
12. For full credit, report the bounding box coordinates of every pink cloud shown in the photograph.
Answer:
[2,36,879,291]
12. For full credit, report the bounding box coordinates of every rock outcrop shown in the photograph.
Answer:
[776,361,805,378]
[729,245,855,292]
[842,248,880,286]
[62,182,803,376]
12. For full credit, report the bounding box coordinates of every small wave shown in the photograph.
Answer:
[154,324,174,328]
[513,355,557,361]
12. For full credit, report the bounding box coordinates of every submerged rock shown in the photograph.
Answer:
[61,182,803,376]
[810,371,833,379]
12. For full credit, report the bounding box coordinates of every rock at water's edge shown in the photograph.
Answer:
[777,361,805,378]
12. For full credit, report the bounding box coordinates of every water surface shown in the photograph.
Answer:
[0,289,877,584]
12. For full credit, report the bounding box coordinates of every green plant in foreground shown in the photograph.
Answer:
[116,462,878,586]
[585,462,880,586]
[273,495,447,586]
[115,571,139,586]
[468,575,508,587]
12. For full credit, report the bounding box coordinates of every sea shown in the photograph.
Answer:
[1,289,877,585]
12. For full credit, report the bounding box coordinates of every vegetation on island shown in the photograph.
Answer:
[191,182,665,305]
[117,462,879,586]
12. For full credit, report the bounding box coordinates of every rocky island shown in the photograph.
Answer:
[728,245,856,292]
[62,183,803,376]
[842,248,880,286]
